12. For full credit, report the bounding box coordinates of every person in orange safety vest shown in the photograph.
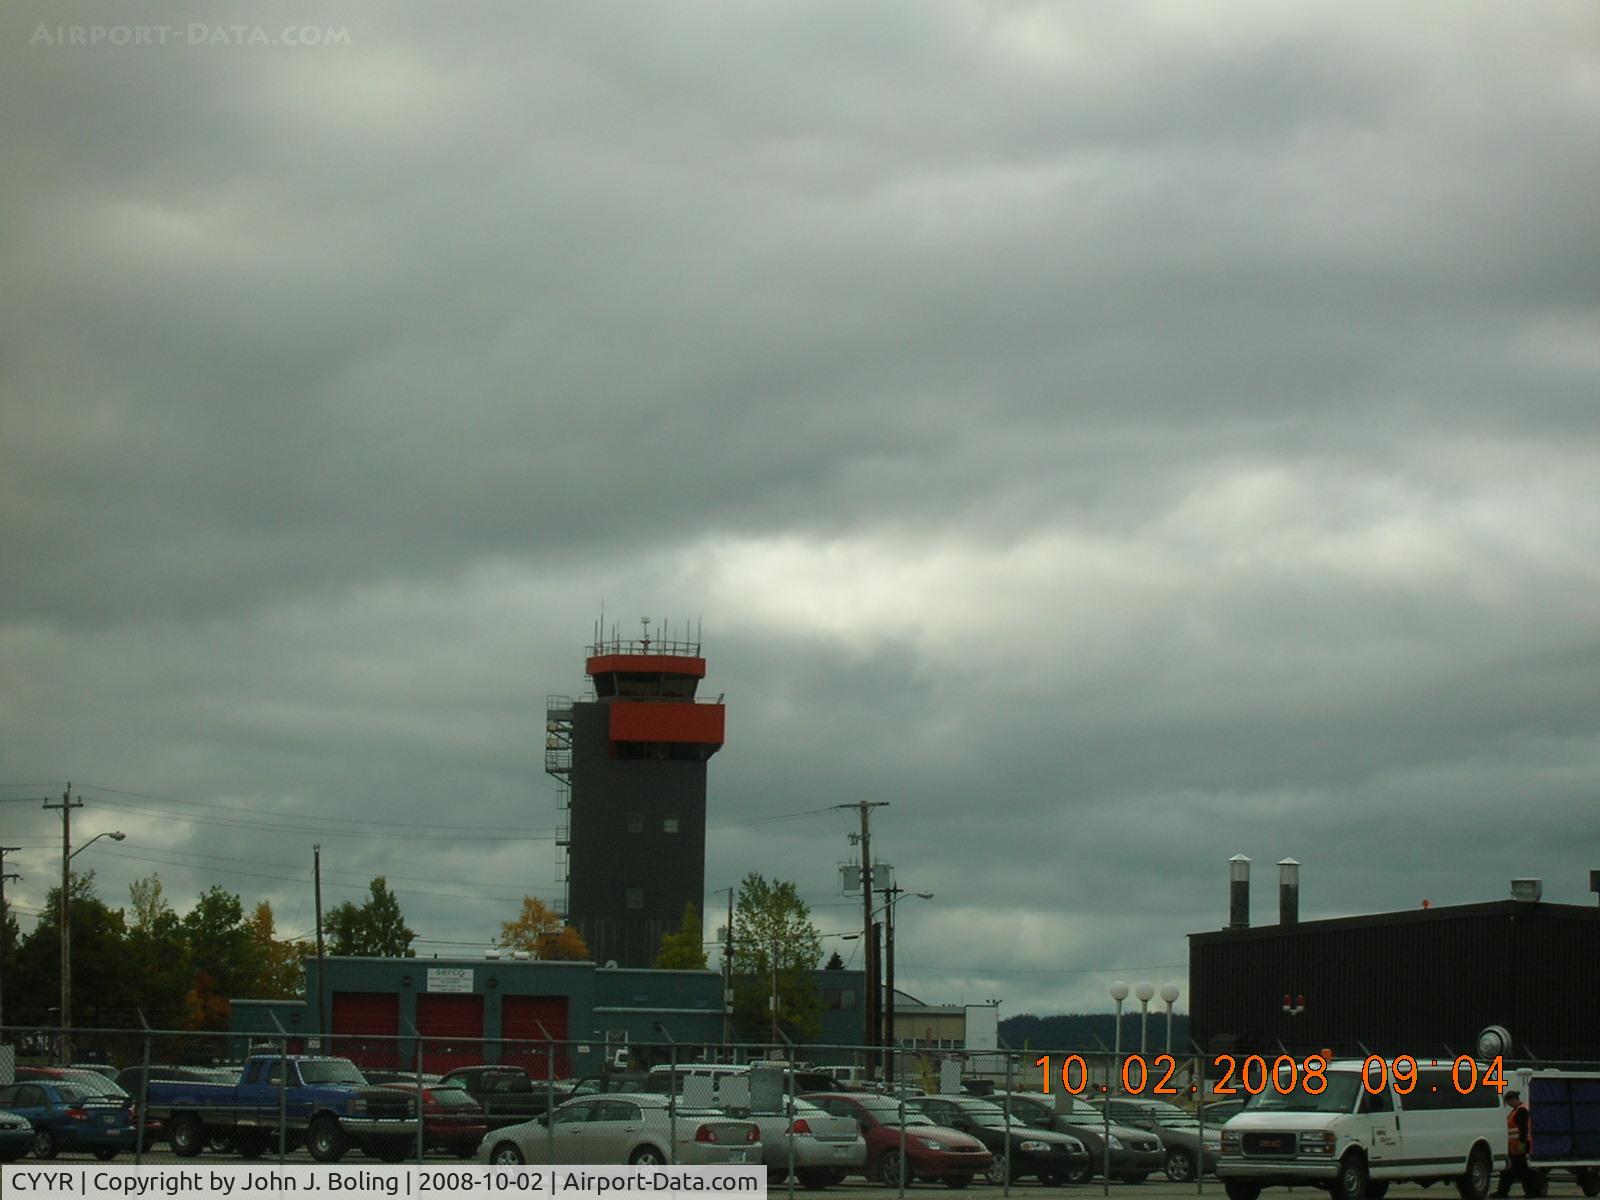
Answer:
[1494,1089,1536,1198]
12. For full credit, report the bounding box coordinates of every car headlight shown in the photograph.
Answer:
[1299,1132,1336,1156]
[1221,1131,1239,1153]
[1018,1140,1050,1152]
[1108,1135,1124,1150]
[918,1139,945,1151]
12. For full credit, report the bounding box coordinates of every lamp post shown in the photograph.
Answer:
[62,829,125,1062]
[1160,984,1180,1054]
[1109,980,1129,1089]
[881,889,933,1058]
[1135,982,1155,1056]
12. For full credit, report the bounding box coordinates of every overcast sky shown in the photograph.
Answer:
[2,1,1597,1021]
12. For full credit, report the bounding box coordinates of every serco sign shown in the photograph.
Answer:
[426,967,474,993]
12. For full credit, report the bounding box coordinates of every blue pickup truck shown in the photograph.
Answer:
[143,1056,417,1161]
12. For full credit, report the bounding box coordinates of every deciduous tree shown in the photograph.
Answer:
[499,896,590,961]
[731,873,823,1038]
[324,877,416,957]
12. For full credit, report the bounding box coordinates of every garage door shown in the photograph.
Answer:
[500,996,570,1079]
[331,992,399,1070]
[417,993,485,1075]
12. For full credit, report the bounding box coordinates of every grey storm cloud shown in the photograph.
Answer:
[1,0,1597,1015]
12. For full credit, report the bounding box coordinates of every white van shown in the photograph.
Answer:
[1218,1059,1502,1200]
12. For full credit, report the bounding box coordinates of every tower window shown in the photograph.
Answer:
[663,816,679,834]
[625,887,644,910]
[626,812,644,833]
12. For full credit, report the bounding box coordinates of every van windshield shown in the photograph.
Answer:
[1245,1072,1362,1114]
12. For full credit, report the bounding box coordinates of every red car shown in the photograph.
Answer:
[802,1092,993,1189]
[375,1084,488,1158]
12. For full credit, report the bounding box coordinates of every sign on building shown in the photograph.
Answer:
[427,967,474,993]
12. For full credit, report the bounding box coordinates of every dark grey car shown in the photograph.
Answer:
[1096,1097,1223,1183]
[995,1092,1168,1183]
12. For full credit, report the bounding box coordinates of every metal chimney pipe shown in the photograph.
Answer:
[1228,854,1252,930]
[1279,858,1300,926]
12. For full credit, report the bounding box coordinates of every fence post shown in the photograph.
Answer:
[668,1042,677,1166]
[1102,1051,1112,1198]
[1195,1050,1206,1195]
[786,1058,796,1200]
[1003,1048,1013,1199]
[410,1019,425,1164]
[896,1046,908,1198]
[135,1011,152,1164]
[269,1012,290,1163]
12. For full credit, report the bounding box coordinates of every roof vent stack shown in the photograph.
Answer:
[1279,858,1300,926]
[1228,854,1252,930]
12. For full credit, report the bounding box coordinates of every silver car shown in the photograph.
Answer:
[721,1097,866,1186]
[479,1093,761,1167]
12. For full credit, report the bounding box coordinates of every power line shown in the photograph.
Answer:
[85,795,557,841]
[76,783,544,833]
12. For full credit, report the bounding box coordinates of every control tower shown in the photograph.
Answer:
[545,620,725,968]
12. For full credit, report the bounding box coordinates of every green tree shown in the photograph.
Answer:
[324,877,416,957]
[824,950,846,970]
[181,886,253,993]
[7,873,132,1026]
[731,873,823,1038]
[244,901,305,998]
[124,873,189,1027]
[654,902,708,969]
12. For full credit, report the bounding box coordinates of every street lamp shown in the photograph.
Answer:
[1109,980,1129,1086]
[881,889,933,1058]
[62,830,124,1062]
[1135,982,1155,1055]
[1160,984,1180,1053]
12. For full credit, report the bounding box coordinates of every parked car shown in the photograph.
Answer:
[0,1108,36,1162]
[991,1091,1168,1182]
[372,1083,488,1158]
[363,1071,444,1087]
[68,1064,122,1082]
[803,1091,993,1189]
[718,1096,864,1187]
[0,1080,136,1161]
[440,1065,573,1129]
[907,1094,1089,1186]
[565,1073,651,1099]
[1096,1096,1222,1181]
[478,1094,761,1167]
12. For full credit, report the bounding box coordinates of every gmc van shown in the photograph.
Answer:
[1218,1059,1502,1200]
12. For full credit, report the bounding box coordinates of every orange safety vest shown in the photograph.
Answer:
[1507,1104,1529,1156]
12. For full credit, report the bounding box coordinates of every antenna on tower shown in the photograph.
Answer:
[640,615,651,652]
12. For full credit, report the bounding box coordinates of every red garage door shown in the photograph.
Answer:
[332,992,400,1070]
[417,994,485,1076]
[500,996,570,1079]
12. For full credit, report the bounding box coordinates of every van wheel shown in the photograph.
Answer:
[1224,1182,1262,1200]
[1575,1167,1600,1198]
[1456,1148,1491,1200]
[1335,1152,1370,1200]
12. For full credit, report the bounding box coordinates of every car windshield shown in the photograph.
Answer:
[429,1088,477,1109]
[299,1061,369,1087]
[52,1082,96,1103]
[1245,1072,1363,1114]
[66,1072,129,1098]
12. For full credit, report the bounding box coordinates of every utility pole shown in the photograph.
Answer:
[882,885,900,1055]
[0,846,20,1040]
[44,783,82,1063]
[314,844,327,1052]
[724,887,734,1051]
[837,801,888,1078]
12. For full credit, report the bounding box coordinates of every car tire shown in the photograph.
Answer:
[1456,1148,1492,1200]
[94,1147,120,1162]
[169,1114,205,1158]
[1335,1152,1370,1200]
[1224,1182,1263,1200]
[629,1146,667,1166]
[34,1129,58,1161]
[983,1154,1012,1186]
[307,1116,350,1163]
[1576,1167,1600,1198]
[490,1142,525,1165]
[1040,1172,1067,1186]
[1167,1149,1197,1183]
[880,1150,908,1187]
[1065,1164,1095,1184]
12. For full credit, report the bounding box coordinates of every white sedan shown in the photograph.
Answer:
[479,1093,761,1167]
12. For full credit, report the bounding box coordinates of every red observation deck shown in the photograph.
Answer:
[585,649,725,756]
